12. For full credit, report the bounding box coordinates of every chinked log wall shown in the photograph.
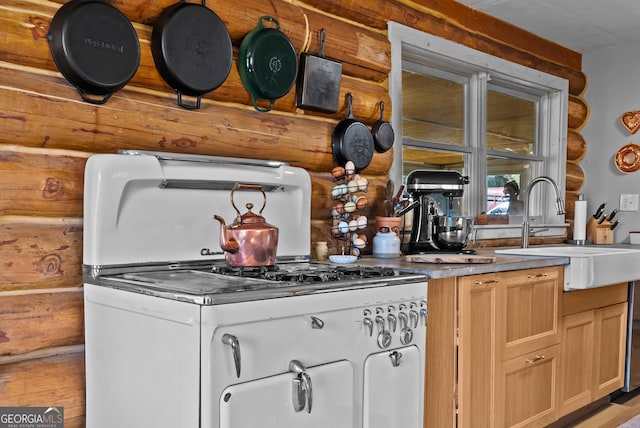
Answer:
[0,0,587,424]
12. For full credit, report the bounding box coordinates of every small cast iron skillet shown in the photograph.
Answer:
[331,93,374,172]
[371,101,395,153]
[152,0,232,110]
[238,16,298,112]
[295,28,342,113]
[48,0,140,104]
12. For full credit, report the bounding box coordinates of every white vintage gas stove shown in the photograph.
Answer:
[83,151,427,428]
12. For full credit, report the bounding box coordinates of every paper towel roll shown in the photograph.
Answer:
[574,198,587,241]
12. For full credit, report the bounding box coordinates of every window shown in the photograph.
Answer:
[388,23,568,238]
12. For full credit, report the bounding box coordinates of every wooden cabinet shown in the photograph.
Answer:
[495,344,561,428]
[426,266,563,428]
[559,284,628,416]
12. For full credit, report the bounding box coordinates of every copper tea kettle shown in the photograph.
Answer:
[214,184,279,267]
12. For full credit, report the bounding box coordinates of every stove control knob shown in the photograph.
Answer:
[398,312,408,330]
[400,327,414,345]
[375,315,386,332]
[409,310,419,329]
[363,317,373,337]
[387,313,397,333]
[377,330,392,349]
[420,308,427,326]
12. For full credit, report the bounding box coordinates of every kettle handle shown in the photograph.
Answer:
[231,183,267,215]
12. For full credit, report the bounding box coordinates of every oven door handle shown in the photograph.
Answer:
[289,360,313,414]
[222,334,241,378]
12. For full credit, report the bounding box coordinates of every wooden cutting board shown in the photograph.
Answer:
[405,253,496,264]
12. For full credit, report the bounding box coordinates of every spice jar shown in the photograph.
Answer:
[314,241,329,261]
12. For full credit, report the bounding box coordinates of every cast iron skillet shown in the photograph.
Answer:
[238,16,298,112]
[48,0,140,104]
[331,93,374,172]
[295,28,342,113]
[372,101,395,153]
[152,0,232,110]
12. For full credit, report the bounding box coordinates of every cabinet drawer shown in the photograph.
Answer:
[562,282,628,316]
[500,267,563,360]
[502,266,561,285]
[496,344,561,428]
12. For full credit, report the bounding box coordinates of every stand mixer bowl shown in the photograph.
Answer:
[431,216,474,251]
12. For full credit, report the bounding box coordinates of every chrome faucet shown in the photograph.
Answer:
[522,176,565,248]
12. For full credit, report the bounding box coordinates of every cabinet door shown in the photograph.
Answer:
[559,310,595,416]
[219,360,353,428]
[363,346,422,428]
[499,267,562,361]
[495,344,561,428]
[593,302,628,399]
[457,273,499,428]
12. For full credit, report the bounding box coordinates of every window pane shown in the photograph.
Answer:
[402,146,464,177]
[486,90,535,155]
[486,157,538,214]
[402,71,464,146]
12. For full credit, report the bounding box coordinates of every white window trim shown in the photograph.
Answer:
[388,22,568,239]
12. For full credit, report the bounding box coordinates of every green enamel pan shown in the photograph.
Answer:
[238,16,298,112]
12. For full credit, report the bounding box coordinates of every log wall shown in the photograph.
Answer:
[0,0,588,423]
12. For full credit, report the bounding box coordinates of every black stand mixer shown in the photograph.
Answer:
[404,170,474,254]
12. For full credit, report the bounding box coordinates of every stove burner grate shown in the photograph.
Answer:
[211,265,279,278]
[210,263,397,284]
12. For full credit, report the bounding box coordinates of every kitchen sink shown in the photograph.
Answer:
[494,245,640,291]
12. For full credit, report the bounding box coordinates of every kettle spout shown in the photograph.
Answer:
[214,215,240,253]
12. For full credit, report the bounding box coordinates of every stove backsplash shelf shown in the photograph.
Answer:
[83,152,311,268]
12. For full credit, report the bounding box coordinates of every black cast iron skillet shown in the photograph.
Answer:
[152,0,232,110]
[371,101,395,153]
[238,16,298,112]
[331,93,374,172]
[295,28,342,113]
[48,0,140,104]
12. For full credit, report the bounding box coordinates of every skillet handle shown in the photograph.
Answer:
[177,92,202,110]
[78,89,113,105]
[253,98,274,113]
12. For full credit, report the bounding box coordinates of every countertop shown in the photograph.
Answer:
[356,248,569,279]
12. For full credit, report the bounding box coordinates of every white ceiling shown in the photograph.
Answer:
[456,0,640,53]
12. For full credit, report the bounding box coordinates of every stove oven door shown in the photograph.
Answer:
[219,360,353,427]
[363,345,422,428]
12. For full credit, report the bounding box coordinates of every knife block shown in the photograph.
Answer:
[586,217,613,244]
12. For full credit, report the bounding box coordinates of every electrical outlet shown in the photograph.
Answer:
[620,193,639,211]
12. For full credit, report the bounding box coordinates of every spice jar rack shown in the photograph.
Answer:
[330,161,369,256]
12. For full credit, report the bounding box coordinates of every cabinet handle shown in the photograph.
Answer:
[525,355,545,364]
[527,273,548,279]
[474,279,498,286]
